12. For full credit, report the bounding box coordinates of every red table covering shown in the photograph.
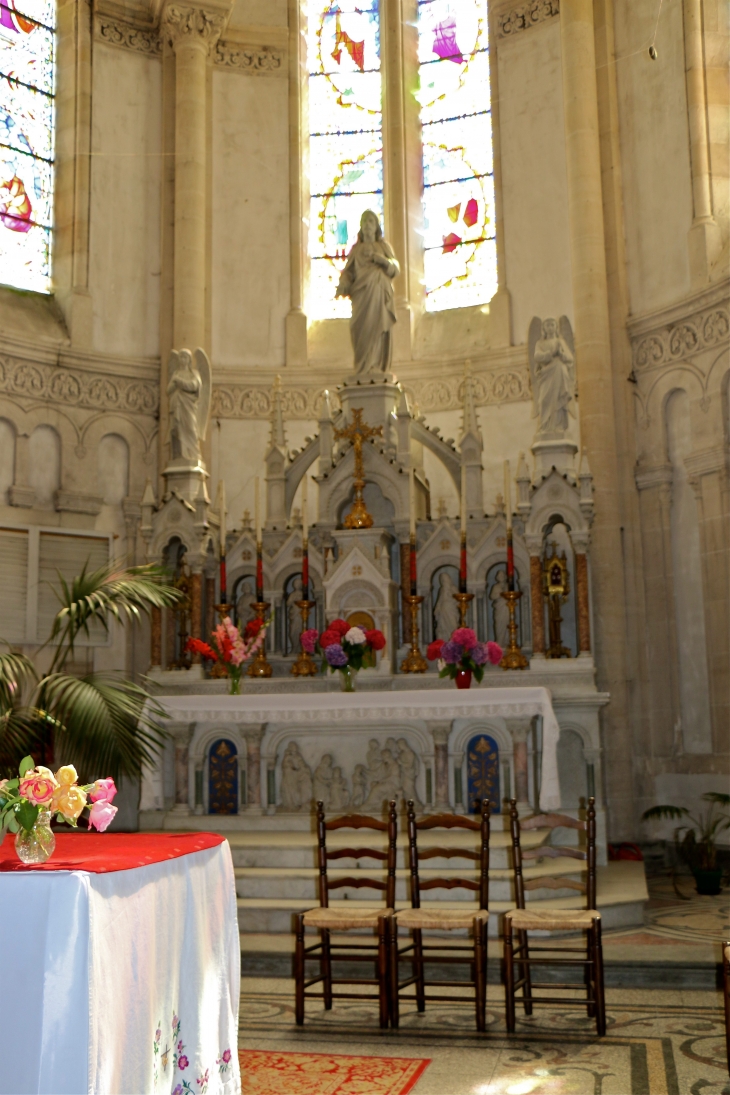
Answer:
[0,831,225,872]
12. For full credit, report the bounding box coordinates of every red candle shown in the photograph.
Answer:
[220,557,227,604]
[256,544,264,602]
[302,541,309,601]
[506,528,515,592]
[409,536,417,596]
[459,532,467,594]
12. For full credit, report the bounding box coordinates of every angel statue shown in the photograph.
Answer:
[528,317,576,436]
[335,209,399,377]
[167,348,212,464]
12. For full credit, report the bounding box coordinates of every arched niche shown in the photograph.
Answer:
[97,433,130,506]
[208,737,239,815]
[484,561,521,648]
[29,424,60,507]
[337,480,395,528]
[557,728,587,809]
[541,516,577,658]
[0,418,15,503]
[430,563,461,641]
[231,573,257,629]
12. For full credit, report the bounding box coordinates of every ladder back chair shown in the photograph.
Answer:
[504,797,605,1036]
[723,940,730,1075]
[390,799,491,1031]
[294,800,397,1029]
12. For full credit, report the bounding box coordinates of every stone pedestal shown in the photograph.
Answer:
[338,380,400,440]
[531,436,579,480]
[162,459,209,505]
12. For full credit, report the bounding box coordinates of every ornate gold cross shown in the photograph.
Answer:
[334,408,383,529]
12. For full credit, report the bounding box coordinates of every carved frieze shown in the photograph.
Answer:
[0,355,159,416]
[496,0,560,38]
[94,15,162,55]
[214,42,283,72]
[632,304,729,372]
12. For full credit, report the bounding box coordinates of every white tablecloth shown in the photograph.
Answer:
[0,840,241,1095]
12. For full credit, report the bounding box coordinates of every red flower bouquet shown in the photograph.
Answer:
[185,614,271,694]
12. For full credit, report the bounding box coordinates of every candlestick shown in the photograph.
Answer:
[247,600,272,677]
[291,597,318,676]
[409,534,417,597]
[499,590,528,670]
[400,594,427,673]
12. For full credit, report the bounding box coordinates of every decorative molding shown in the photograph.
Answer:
[55,490,104,516]
[0,355,159,416]
[94,15,162,56]
[211,366,530,421]
[214,41,283,72]
[634,464,674,491]
[161,3,227,49]
[632,302,729,372]
[496,0,560,38]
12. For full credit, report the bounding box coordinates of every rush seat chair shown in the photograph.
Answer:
[389,799,491,1031]
[503,796,606,1036]
[294,799,397,1029]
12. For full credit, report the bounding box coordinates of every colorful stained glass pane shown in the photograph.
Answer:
[418,0,496,312]
[307,0,383,320]
[0,0,54,293]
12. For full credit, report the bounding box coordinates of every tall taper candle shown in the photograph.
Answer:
[218,479,227,603]
[460,466,467,534]
[301,474,308,540]
[254,477,261,541]
[409,468,416,538]
[301,475,309,600]
[504,461,515,592]
[459,467,467,593]
[255,477,263,601]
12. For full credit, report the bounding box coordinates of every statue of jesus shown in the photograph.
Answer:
[336,210,399,377]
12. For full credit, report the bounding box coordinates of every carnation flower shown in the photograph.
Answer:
[365,628,386,651]
[325,643,349,667]
[440,640,462,665]
[301,628,318,654]
[452,627,478,650]
[426,639,444,661]
[486,641,503,665]
[344,626,367,645]
[319,628,340,648]
[329,619,350,636]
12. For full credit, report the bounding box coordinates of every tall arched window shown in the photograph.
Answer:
[417,0,495,311]
[0,0,55,293]
[306,0,383,320]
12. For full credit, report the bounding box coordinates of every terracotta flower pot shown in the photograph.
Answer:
[455,669,472,690]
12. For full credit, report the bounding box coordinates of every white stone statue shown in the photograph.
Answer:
[364,748,402,811]
[528,316,576,436]
[280,742,312,811]
[335,210,399,377]
[351,764,368,809]
[313,754,335,807]
[489,568,510,649]
[398,738,422,809]
[287,576,304,653]
[166,347,211,463]
[236,579,256,628]
[329,767,350,811]
[433,571,460,640]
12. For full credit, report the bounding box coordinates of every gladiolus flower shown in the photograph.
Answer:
[452,627,478,650]
[426,639,444,661]
[185,638,218,662]
[89,777,117,803]
[88,799,118,832]
[301,629,318,654]
[344,626,367,645]
[19,766,58,806]
[52,783,87,820]
[244,618,263,640]
[319,628,340,648]
[486,641,503,665]
[365,629,386,651]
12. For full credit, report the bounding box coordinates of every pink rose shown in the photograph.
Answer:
[19,766,58,806]
[89,777,117,803]
[88,799,118,832]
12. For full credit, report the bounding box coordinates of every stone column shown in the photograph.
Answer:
[428,722,451,811]
[243,726,265,814]
[575,551,591,655]
[150,606,162,668]
[683,0,722,283]
[507,718,533,815]
[560,0,631,839]
[528,553,545,658]
[169,722,194,814]
[189,571,202,660]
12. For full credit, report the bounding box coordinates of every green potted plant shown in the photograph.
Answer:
[642,793,730,895]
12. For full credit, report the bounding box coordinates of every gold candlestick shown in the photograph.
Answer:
[333,409,383,529]
[247,600,273,677]
[499,590,529,670]
[453,591,474,627]
[291,599,318,676]
[400,594,427,673]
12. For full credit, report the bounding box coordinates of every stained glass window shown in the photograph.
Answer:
[306,0,383,320]
[417,0,496,312]
[0,0,54,293]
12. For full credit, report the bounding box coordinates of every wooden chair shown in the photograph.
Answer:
[294,800,397,1029]
[389,799,491,1031]
[723,940,730,1075]
[504,797,606,1036]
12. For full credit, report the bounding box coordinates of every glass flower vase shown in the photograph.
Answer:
[339,666,357,692]
[15,810,56,864]
[228,669,242,695]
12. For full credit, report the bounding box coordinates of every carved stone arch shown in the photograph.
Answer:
[451,717,511,758]
[645,365,705,424]
[191,723,246,766]
[335,578,382,610]
[0,397,81,450]
[80,413,155,495]
[704,343,730,388]
[321,447,408,525]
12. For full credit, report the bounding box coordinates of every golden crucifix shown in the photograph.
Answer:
[334,408,383,529]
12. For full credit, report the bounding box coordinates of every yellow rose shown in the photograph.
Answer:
[54,764,79,787]
[52,783,87,820]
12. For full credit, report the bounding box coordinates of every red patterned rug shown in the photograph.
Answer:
[238,1049,430,1095]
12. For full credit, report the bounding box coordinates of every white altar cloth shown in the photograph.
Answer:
[0,838,240,1095]
[153,685,561,810]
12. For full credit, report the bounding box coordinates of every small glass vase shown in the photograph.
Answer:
[15,810,56,865]
[228,670,242,695]
[339,666,357,692]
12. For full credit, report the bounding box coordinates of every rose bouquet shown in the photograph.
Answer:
[301,619,387,691]
[427,628,502,689]
[185,615,271,694]
[0,756,118,863]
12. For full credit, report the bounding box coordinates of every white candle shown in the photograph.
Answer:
[218,480,226,549]
[302,475,308,540]
[460,467,467,534]
[504,460,512,530]
[255,477,261,542]
[409,468,416,538]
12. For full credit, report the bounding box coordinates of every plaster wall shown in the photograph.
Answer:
[498,19,573,342]
[89,45,162,357]
[211,71,290,367]
[614,0,694,315]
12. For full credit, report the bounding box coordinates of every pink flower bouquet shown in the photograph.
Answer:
[0,755,119,843]
[185,614,271,694]
[426,628,502,684]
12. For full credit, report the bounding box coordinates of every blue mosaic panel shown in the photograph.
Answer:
[208,738,239,815]
[466,732,500,814]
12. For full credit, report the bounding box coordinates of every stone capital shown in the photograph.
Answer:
[168,720,195,745]
[241,724,265,749]
[161,1,231,52]
[427,721,452,746]
[506,717,534,742]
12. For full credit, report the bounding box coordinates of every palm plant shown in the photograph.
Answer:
[642,793,730,873]
[0,562,182,782]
